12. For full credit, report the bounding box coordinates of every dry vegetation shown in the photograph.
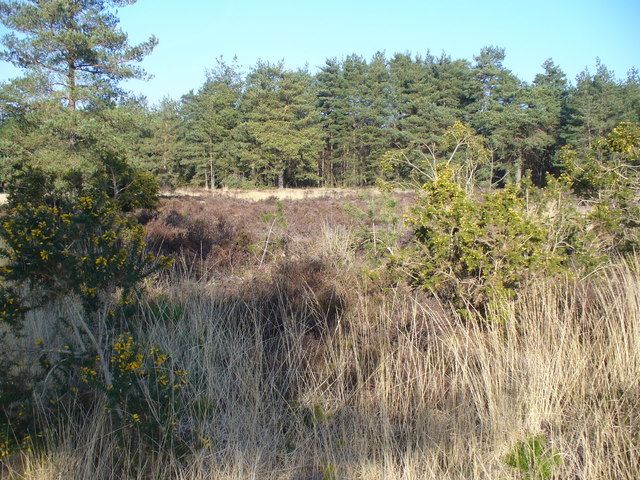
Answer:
[167,188,392,202]
[2,194,639,480]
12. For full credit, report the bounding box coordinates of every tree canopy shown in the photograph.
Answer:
[0,6,638,189]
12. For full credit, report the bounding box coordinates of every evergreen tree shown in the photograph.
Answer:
[243,62,322,188]
[331,53,392,186]
[317,57,349,186]
[358,52,392,184]
[563,60,624,150]
[182,58,244,188]
[621,68,640,124]
[389,52,474,149]
[469,46,528,183]
[0,0,157,178]
[0,0,157,111]
[135,98,184,187]
[524,58,568,180]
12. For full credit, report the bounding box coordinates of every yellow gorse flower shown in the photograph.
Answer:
[0,438,11,459]
[112,333,145,374]
[80,367,98,383]
[95,256,108,267]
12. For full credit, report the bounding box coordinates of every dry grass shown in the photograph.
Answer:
[4,220,639,479]
[168,187,390,202]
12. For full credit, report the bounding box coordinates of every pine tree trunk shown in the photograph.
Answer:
[515,157,523,185]
[278,171,284,189]
[68,59,77,111]
[67,59,77,147]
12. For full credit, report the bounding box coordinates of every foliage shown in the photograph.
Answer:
[380,121,490,190]
[524,174,605,272]
[0,164,161,315]
[181,58,244,188]
[0,161,172,457]
[2,43,638,189]
[135,98,185,188]
[242,62,323,188]
[560,121,640,254]
[402,166,562,310]
[80,332,188,447]
[0,0,157,185]
[0,0,157,110]
[562,60,630,152]
[342,192,401,258]
[505,434,562,480]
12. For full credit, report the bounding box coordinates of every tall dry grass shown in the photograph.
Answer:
[3,230,639,479]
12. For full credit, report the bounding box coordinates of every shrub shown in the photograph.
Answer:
[0,166,162,316]
[146,209,252,272]
[0,161,170,457]
[524,174,605,273]
[402,166,563,311]
[505,434,562,480]
[559,122,640,255]
[342,192,401,259]
[81,332,189,449]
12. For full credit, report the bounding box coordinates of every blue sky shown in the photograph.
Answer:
[1,0,639,105]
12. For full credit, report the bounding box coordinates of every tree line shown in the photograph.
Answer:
[127,53,640,189]
[0,2,638,189]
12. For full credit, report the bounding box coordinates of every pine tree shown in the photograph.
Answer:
[0,0,157,177]
[135,98,184,188]
[563,60,624,151]
[523,58,568,180]
[182,58,244,188]
[0,0,157,110]
[243,62,322,188]
[469,47,527,183]
[317,57,350,186]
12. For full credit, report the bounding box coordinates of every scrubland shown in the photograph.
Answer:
[2,192,638,480]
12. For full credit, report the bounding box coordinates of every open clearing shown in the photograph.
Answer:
[168,187,395,202]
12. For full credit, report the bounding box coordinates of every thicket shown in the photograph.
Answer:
[371,120,640,313]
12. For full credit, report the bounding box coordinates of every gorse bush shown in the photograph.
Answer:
[0,158,177,458]
[396,121,640,311]
[80,332,189,449]
[402,166,563,310]
[560,121,640,254]
[523,174,605,273]
[0,164,162,316]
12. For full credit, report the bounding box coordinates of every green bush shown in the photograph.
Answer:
[402,166,563,311]
[80,332,188,448]
[0,160,172,458]
[342,192,401,258]
[0,166,161,316]
[505,434,562,480]
[559,122,640,255]
[524,174,605,273]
